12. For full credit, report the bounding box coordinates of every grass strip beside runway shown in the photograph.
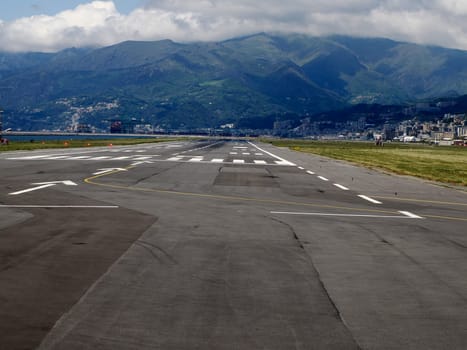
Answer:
[267,140,467,186]
[0,137,183,152]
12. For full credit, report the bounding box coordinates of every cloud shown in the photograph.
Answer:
[0,0,466,52]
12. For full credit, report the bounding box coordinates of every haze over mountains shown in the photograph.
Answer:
[1,33,467,131]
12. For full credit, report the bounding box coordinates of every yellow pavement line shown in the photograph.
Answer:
[372,195,467,207]
[84,168,467,222]
[84,170,398,216]
[423,215,467,222]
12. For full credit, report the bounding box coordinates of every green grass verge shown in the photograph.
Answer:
[0,137,184,152]
[265,140,467,187]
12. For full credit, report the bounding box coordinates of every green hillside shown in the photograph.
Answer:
[2,33,467,131]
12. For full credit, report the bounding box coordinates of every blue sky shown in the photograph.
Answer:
[0,1,466,52]
[0,1,139,20]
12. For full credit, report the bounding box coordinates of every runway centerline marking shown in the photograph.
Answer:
[334,184,350,191]
[85,170,402,216]
[358,195,383,204]
[84,168,465,221]
[399,211,424,219]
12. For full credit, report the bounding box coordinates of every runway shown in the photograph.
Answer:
[1,139,466,349]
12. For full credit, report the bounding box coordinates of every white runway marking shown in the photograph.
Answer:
[9,180,77,196]
[399,211,424,219]
[275,160,295,166]
[111,156,131,160]
[306,170,315,175]
[46,156,69,160]
[131,161,154,166]
[93,168,127,175]
[318,176,329,182]
[358,195,383,204]
[334,184,350,191]
[8,155,54,160]
[178,141,224,154]
[9,184,56,196]
[271,211,423,219]
[67,156,92,160]
[6,152,296,166]
[89,156,111,160]
[0,205,119,209]
[248,142,296,166]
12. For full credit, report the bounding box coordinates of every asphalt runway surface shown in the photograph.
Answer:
[1,139,466,349]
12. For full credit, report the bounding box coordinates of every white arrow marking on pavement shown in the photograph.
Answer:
[33,181,78,186]
[93,168,128,176]
[9,181,78,196]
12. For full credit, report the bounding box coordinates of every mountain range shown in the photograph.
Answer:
[1,33,467,131]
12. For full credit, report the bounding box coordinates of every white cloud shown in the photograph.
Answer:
[0,0,466,52]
